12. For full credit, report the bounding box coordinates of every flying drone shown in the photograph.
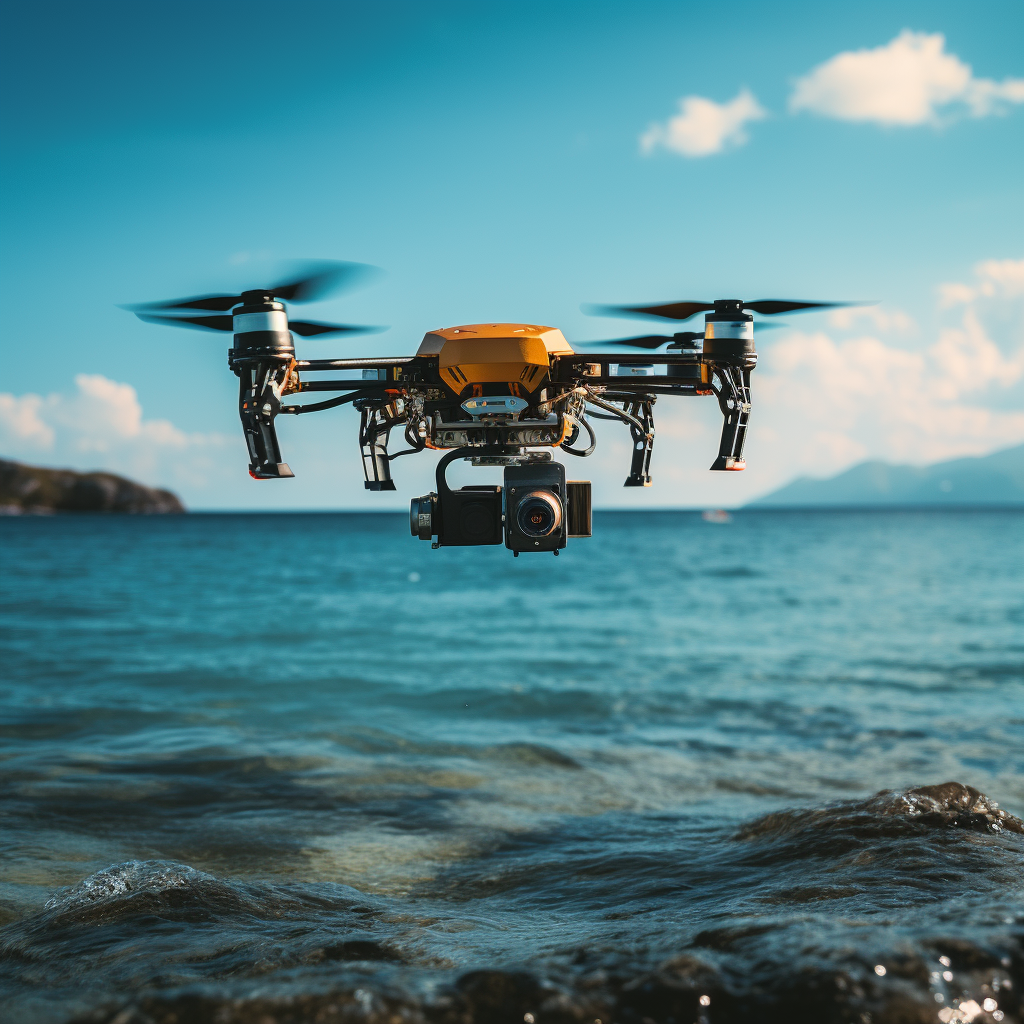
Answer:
[127,261,859,555]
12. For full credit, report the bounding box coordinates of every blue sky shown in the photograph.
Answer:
[1,0,1022,509]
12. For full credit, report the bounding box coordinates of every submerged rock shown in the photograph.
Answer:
[736,781,1024,845]
[0,459,184,514]
[878,782,1024,834]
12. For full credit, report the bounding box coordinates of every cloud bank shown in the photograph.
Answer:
[790,30,1024,125]
[752,257,1024,480]
[640,89,766,157]
[0,374,230,491]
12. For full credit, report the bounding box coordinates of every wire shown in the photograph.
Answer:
[280,391,367,415]
[561,415,596,457]
[585,407,625,421]
[583,390,647,433]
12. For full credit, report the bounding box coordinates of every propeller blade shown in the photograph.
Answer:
[134,312,234,332]
[269,260,380,303]
[579,329,707,349]
[744,300,859,316]
[126,259,381,313]
[578,335,675,349]
[751,320,788,331]
[583,301,714,322]
[129,294,241,312]
[288,321,385,337]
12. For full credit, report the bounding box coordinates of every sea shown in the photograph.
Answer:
[1,510,1022,1024]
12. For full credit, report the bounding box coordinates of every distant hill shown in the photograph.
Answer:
[0,459,185,514]
[748,443,1024,508]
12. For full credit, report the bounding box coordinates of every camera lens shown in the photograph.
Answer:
[410,494,434,540]
[515,491,562,538]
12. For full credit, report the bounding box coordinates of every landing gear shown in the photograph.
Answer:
[709,366,751,472]
[624,398,655,487]
[358,404,398,490]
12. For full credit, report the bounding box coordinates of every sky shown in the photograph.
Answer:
[1,0,1022,510]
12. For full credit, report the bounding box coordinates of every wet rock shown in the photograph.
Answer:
[876,783,1024,835]
[736,781,1024,848]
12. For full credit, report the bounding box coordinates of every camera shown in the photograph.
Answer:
[504,462,566,553]
[411,455,591,554]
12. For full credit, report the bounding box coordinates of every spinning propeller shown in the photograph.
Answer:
[125,260,383,337]
[585,297,856,322]
[580,297,866,349]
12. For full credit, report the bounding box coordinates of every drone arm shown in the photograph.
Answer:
[709,366,751,471]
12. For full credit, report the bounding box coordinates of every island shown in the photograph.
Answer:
[0,459,185,514]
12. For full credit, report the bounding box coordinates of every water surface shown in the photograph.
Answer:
[1,510,1022,1023]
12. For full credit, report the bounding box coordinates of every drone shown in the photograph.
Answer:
[127,260,859,556]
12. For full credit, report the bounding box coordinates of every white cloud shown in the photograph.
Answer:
[790,30,1024,125]
[0,374,230,490]
[938,257,1024,307]
[0,393,55,447]
[755,325,1024,472]
[641,89,766,157]
[750,260,1024,482]
[828,305,916,335]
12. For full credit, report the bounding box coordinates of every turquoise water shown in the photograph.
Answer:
[1,510,1022,1023]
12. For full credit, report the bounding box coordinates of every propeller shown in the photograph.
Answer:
[136,313,234,331]
[584,298,865,323]
[135,312,382,337]
[578,323,789,350]
[126,259,386,337]
[127,259,379,313]
[577,331,704,350]
[289,321,383,337]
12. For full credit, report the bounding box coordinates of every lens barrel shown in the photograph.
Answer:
[515,491,562,538]
[410,493,435,540]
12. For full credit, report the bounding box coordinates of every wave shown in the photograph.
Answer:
[3,786,1023,1024]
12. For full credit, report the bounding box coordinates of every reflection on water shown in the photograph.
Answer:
[1,510,1022,1023]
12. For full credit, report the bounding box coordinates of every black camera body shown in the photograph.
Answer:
[504,462,566,553]
[411,450,590,555]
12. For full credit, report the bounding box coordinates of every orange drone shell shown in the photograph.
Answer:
[416,324,575,396]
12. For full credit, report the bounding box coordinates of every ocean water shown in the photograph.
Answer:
[1,509,1022,1024]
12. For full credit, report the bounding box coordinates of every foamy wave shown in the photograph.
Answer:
[44,860,213,911]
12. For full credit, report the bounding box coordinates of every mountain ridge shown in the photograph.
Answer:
[747,443,1024,508]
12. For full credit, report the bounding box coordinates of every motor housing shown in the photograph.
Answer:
[701,302,756,368]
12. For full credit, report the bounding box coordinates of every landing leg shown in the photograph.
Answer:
[624,398,656,487]
[238,364,294,479]
[710,367,751,471]
[359,405,397,490]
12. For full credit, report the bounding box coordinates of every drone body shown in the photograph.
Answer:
[128,262,858,555]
